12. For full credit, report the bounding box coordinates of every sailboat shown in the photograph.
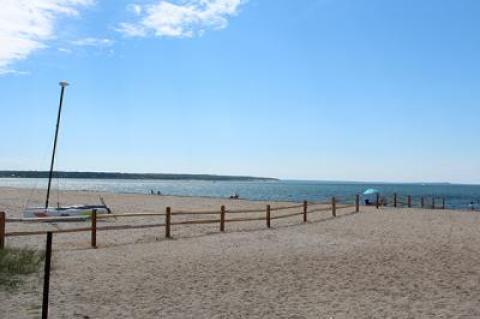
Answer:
[23,81,111,218]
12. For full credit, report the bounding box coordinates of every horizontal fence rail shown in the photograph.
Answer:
[0,193,449,249]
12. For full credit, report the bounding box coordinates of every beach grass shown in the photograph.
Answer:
[0,248,44,290]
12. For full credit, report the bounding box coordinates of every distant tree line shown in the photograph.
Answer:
[0,171,278,182]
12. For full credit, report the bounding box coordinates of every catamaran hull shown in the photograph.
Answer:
[24,206,110,218]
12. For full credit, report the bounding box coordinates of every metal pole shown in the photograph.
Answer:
[42,232,53,319]
[91,209,97,248]
[0,212,5,249]
[45,81,69,209]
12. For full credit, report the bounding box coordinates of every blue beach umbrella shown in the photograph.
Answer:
[363,188,380,195]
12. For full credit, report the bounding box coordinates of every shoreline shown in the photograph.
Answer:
[0,185,307,206]
[0,186,473,212]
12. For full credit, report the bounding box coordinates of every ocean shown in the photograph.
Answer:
[0,178,479,210]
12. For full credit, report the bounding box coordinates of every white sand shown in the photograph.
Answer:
[1,187,480,318]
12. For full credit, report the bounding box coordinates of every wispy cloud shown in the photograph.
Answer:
[0,0,93,74]
[127,4,143,16]
[118,0,246,38]
[71,37,114,47]
[58,47,73,54]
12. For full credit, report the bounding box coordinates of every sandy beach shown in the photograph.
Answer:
[1,187,480,318]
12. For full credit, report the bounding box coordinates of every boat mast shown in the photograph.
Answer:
[45,81,69,209]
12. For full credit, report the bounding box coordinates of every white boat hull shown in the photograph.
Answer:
[23,206,110,218]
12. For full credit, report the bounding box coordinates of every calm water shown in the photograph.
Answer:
[1,178,480,210]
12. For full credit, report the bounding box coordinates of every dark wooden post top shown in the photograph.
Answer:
[303,201,308,222]
[332,197,337,217]
[220,205,226,232]
[355,194,360,213]
[266,205,271,228]
[165,207,171,238]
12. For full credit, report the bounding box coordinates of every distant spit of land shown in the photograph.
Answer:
[0,170,278,182]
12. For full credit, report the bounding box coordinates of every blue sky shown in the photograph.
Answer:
[1,0,480,183]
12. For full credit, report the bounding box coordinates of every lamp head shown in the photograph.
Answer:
[59,81,69,87]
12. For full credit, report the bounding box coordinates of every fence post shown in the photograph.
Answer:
[165,207,171,238]
[442,198,446,209]
[91,209,97,249]
[332,197,336,217]
[220,205,225,232]
[376,193,380,209]
[42,232,53,319]
[421,197,424,208]
[407,195,412,208]
[394,193,397,208]
[0,212,5,249]
[355,194,360,213]
[266,205,271,228]
[303,201,308,222]
[432,198,435,209]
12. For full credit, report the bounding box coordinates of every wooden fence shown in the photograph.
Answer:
[0,193,449,249]
[385,193,446,209]
[0,196,361,249]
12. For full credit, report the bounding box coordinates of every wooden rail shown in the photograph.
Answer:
[269,204,304,211]
[6,212,167,223]
[227,208,266,214]
[309,207,333,214]
[270,212,303,220]
[226,216,266,223]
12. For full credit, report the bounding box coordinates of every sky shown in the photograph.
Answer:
[0,0,480,183]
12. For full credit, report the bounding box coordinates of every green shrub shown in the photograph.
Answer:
[0,248,45,289]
